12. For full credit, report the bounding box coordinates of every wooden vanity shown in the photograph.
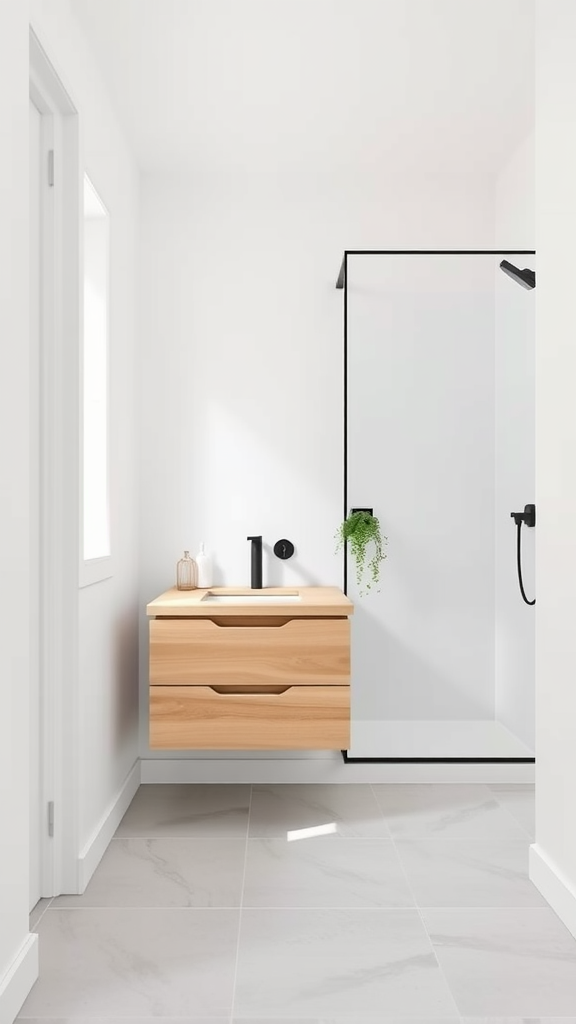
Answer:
[147,586,353,750]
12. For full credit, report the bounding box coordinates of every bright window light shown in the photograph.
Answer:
[286,822,338,842]
[83,176,110,562]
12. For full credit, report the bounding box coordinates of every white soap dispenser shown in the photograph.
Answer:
[195,541,213,588]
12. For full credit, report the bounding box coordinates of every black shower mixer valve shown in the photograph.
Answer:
[510,504,536,528]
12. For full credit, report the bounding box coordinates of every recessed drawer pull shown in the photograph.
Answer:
[210,617,291,628]
[208,685,291,695]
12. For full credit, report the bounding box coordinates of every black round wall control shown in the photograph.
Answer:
[274,539,295,560]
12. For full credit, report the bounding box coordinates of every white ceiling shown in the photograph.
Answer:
[73,0,535,176]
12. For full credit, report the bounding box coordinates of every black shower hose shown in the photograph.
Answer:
[516,520,535,605]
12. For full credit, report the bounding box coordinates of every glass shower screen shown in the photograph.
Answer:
[345,253,535,761]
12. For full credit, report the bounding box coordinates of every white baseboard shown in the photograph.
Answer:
[141,757,535,784]
[0,933,38,1024]
[77,760,141,892]
[530,843,576,939]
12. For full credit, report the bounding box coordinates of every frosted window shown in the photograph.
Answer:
[83,176,110,562]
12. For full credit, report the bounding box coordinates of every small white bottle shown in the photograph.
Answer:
[195,541,213,588]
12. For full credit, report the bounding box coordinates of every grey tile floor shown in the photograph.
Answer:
[19,782,576,1022]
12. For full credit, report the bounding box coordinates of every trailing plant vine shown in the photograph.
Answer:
[335,510,387,595]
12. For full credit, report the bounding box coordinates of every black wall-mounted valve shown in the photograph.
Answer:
[274,539,294,560]
[510,503,536,528]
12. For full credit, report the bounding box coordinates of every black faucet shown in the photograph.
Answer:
[247,535,263,589]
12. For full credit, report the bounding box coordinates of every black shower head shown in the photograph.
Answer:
[499,260,535,289]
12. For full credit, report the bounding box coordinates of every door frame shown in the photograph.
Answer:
[30,29,81,895]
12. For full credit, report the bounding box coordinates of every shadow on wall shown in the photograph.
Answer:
[112,604,140,754]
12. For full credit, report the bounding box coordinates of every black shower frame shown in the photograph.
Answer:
[337,248,536,765]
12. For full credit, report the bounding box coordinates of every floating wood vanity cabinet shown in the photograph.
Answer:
[146,587,353,750]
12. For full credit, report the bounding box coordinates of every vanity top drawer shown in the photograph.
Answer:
[149,616,350,687]
[149,684,350,750]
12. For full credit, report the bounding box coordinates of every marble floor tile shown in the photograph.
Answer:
[423,907,576,1015]
[115,783,250,838]
[20,908,239,1017]
[53,837,245,907]
[395,838,546,908]
[243,836,414,908]
[234,1018,460,1024]
[17,1019,462,1024]
[248,784,390,838]
[462,1019,576,1024]
[489,784,536,838]
[29,897,52,931]
[372,785,528,839]
[234,908,459,1017]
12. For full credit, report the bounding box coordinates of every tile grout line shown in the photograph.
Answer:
[396,857,464,1022]
[35,904,556,912]
[385,828,463,1020]
[369,780,542,1014]
[229,783,252,1021]
[369,783,463,1018]
[370,781,533,842]
[368,781,393,839]
[100,833,534,845]
[488,791,535,840]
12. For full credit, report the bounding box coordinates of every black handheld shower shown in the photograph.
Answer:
[510,504,536,605]
[500,260,536,290]
[502,259,536,602]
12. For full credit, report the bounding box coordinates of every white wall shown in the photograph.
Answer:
[530,0,576,936]
[29,0,141,870]
[0,0,38,1015]
[494,132,536,750]
[496,134,535,250]
[139,171,496,760]
[347,254,496,723]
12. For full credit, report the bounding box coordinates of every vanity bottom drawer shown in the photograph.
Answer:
[149,685,350,750]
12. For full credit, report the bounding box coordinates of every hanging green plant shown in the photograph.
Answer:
[335,510,387,595]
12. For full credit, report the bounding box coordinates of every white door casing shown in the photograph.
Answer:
[30,29,81,895]
[29,95,42,912]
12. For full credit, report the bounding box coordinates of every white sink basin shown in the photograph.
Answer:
[201,591,301,605]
